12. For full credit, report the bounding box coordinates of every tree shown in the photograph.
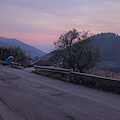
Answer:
[53,29,80,68]
[54,28,80,49]
[0,46,31,67]
[50,28,101,73]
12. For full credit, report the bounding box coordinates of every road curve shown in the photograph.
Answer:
[0,65,120,120]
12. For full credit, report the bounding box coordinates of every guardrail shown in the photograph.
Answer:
[34,65,120,94]
[0,60,22,68]
[34,65,70,74]
[0,60,5,65]
[11,62,19,66]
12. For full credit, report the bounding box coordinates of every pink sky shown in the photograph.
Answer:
[0,0,120,47]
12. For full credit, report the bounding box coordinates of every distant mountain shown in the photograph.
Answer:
[92,33,120,73]
[0,36,46,58]
[92,33,120,62]
[40,32,120,62]
[33,45,54,53]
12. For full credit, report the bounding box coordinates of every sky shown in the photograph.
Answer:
[0,0,120,52]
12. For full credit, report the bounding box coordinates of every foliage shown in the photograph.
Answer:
[50,28,101,73]
[0,46,30,65]
[36,60,51,66]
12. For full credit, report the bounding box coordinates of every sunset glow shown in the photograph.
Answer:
[0,0,120,47]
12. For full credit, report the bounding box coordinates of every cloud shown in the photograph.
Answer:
[0,0,120,45]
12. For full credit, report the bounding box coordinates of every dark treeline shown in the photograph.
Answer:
[0,46,30,66]
[50,29,101,73]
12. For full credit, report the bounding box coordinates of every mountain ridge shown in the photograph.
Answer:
[0,36,46,58]
[91,32,120,73]
[92,32,120,62]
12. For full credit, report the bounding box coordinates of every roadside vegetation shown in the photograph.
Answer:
[0,46,31,67]
[50,28,101,73]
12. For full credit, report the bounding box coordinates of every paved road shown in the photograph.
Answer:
[0,65,120,120]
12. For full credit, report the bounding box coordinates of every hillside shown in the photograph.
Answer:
[0,36,46,58]
[41,33,120,73]
[92,33,120,62]
[92,33,120,73]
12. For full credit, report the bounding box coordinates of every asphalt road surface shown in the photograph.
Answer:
[0,65,120,120]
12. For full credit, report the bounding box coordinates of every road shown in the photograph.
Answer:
[0,65,120,120]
